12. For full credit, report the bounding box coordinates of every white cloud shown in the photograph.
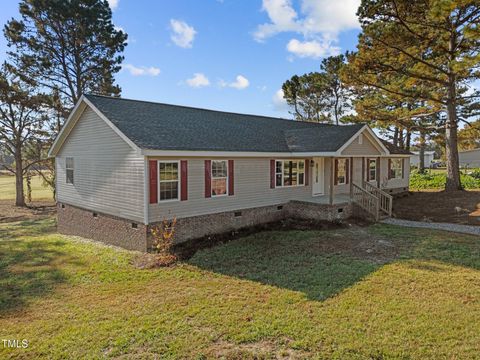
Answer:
[186,73,210,88]
[170,19,197,48]
[108,0,119,10]
[254,0,360,59]
[123,64,161,76]
[219,75,250,90]
[286,38,340,59]
[272,89,288,111]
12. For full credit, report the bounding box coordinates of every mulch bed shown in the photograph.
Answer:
[393,190,480,226]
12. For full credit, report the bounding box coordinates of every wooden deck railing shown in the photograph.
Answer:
[352,183,380,221]
[362,181,393,217]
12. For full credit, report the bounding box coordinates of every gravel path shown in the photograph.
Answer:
[381,218,480,236]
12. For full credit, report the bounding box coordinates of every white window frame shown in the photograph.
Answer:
[390,158,403,179]
[211,160,229,197]
[274,159,305,188]
[368,158,377,182]
[336,158,347,185]
[157,160,180,203]
[66,157,74,185]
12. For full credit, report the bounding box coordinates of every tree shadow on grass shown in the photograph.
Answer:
[188,230,381,301]
[188,225,480,302]
[0,218,81,315]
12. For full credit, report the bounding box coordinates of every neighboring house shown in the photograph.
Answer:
[459,148,480,168]
[410,151,436,168]
[49,95,411,252]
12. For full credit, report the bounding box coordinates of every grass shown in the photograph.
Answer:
[1,219,480,359]
[0,175,53,201]
[409,169,480,190]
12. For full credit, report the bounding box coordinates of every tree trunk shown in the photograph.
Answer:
[15,152,25,207]
[405,130,411,152]
[393,127,399,146]
[419,130,426,174]
[444,76,462,191]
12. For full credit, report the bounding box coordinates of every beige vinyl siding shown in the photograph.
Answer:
[56,107,145,222]
[149,158,314,221]
[378,157,410,189]
[324,157,364,195]
[459,149,480,168]
[341,131,381,156]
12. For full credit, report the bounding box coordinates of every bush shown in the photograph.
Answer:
[410,171,480,190]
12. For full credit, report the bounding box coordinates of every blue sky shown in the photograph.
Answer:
[0,0,361,118]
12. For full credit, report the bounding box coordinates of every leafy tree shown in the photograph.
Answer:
[282,73,329,122]
[282,55,352,123]
[4,0,128,118]
[0,65,48,206]
[458,120,480,150]
[345,0,480,191]
[320,54,352,125]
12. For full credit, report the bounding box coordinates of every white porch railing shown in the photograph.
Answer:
[352,183,380,221]
[362,181,393,217]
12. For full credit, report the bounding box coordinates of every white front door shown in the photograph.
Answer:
[312,157,324,195]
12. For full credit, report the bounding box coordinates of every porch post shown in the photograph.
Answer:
[376,157,381,188]
[361,156,365,184]
[349,156,354,198]
[329,157,334,205]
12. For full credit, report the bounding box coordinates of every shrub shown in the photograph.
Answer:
[409,171,480,190]
[150,217,177,267]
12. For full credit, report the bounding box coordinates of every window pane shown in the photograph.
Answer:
[160,162,178,181]
[276,161,282,173]
[66,157,74,169]
[212,160,227,178]
[299,161,304,171]
[66,169,74,184]
[276,174,282,186]
[212,178,227,196]
[299,173,304,185]
[160,181,178,200]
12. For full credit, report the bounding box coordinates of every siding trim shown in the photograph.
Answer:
[143,158,149,224]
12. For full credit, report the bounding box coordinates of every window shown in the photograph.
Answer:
[390,159,403,179]
[211,160,228,196]
[336,159,348,185]
[66,157,74,184]
[275,160,305,187]
[158,161,179,201]
[368,159,377,181]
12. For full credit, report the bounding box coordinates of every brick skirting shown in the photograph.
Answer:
[57,200,353,252]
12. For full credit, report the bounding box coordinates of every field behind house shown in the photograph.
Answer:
[0,174,53,201]
[1,212,480,359]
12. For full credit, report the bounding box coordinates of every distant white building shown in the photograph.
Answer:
[459,148,480,168]
[410,151,435,168]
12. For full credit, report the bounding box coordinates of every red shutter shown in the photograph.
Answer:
[205,160,211,198]
[270,160,275,189]
[401,158,405,178]
[180,160,188,201]
[346,159,350,185]
[388,159,392,179]
[304,159,309,186]
[334,159,338,185]
[228,160,234,196]
[149,160,158,204]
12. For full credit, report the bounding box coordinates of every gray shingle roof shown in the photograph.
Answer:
[85,94,365,153]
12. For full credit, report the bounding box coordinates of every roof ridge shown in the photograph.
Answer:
[84,93,362,128]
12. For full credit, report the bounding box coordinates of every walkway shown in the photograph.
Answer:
[381,218,480,236]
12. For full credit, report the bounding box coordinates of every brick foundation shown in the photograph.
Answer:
[58,200,353,252]
[57,203,148,252]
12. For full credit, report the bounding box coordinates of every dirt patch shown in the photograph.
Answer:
[206,339,311,359]
[393,190,480,226]
[173,217,368,261]
[0,200,56,223]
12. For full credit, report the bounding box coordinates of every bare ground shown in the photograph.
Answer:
[393,190,480,226]
[0,199,56,223]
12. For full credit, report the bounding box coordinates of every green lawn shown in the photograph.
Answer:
[1,218,480,359]
[0,175,53,201]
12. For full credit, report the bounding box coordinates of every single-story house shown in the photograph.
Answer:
[410,151,435,168]
[459,148,480,168]
[48,94,411,252]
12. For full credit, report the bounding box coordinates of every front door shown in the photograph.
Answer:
[312,157,324,195]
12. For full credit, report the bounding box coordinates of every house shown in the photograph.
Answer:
[459,148,480,168]
[410,151,436,168]
[48,94,411,252]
